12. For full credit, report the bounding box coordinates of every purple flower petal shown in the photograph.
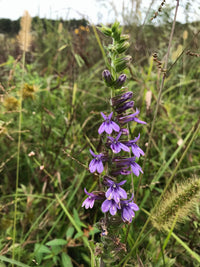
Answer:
[101,112,107,120]
[108,111,113,120]
[89,159,97,173]
[105,187,113,200]
[97,160,104,173]
[119,143,130,152]
[110,202,118,215]
[111,121,120,132]
[118,187,127,199]
[89,149,96,157]
[98,122,106,134]
[134,117,146,124]
[105,123,113,134]
[101,199,111,213]
[117,180,127,186]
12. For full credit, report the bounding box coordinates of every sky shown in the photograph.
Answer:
[0,0,199,24]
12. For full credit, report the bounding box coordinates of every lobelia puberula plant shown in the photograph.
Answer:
[82,21,146,263]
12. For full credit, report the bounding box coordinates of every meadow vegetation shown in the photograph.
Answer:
[0,2,200,267]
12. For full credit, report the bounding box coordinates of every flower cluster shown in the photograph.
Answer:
[82,22,146,226]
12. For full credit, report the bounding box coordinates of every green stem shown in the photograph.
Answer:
[12,50,26,264]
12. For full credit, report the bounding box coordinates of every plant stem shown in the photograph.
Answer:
[12,50,26,264]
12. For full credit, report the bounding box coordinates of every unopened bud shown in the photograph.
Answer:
[114,56,132,72]
[116,41,130,54]
[98,25,112,37]
[114,74,127,89]
[119,34,130,43]
[115,101,134,113]
[111,91,133,106]
[102,69,114,86]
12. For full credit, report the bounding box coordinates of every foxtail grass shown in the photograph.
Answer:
[152,177,200,231]
[17,11,32,52]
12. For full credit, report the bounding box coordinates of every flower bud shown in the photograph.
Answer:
[114,74,127,88]
[111,91,133,106]
[114,56,132,72]
[98,25,112,37]
[115,101,134,113]
[102,69,114,86]
[111,21,122,41]
[119,34,130,43]
[116,41,130,54]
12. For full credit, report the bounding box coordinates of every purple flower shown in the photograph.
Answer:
[101,199,120,215]
[107,132,130,154]
[120,196,139,223]
[104,178,127,203]
[89,149,104,173]
[113,157,143,177]
[82,188,104,209]
[118,108,146,125]
[115,101,134,114]
[98,112,120,134]
[111,91,133,107]
[123,134,145,158]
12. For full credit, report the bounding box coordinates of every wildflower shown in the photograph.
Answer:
[123,134,145,158]
[118,108,146,124]
[120,196,139,223]
[82,188,104,209]
[101,199,120,216]
[104,178,127,203]
[98,112,120,135]
[89,149,105,173]
[115,101,134,113]
[107,132,130,154]
[113,157,143,177]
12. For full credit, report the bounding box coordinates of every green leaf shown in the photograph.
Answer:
[73,208,87,228]
[61,253,73,267]
[74,232,83,239]
[34,244,51,254]
[74,53,84,67]
[0,256,29,267]
[66,226,75,239]
[46,239,68,246]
